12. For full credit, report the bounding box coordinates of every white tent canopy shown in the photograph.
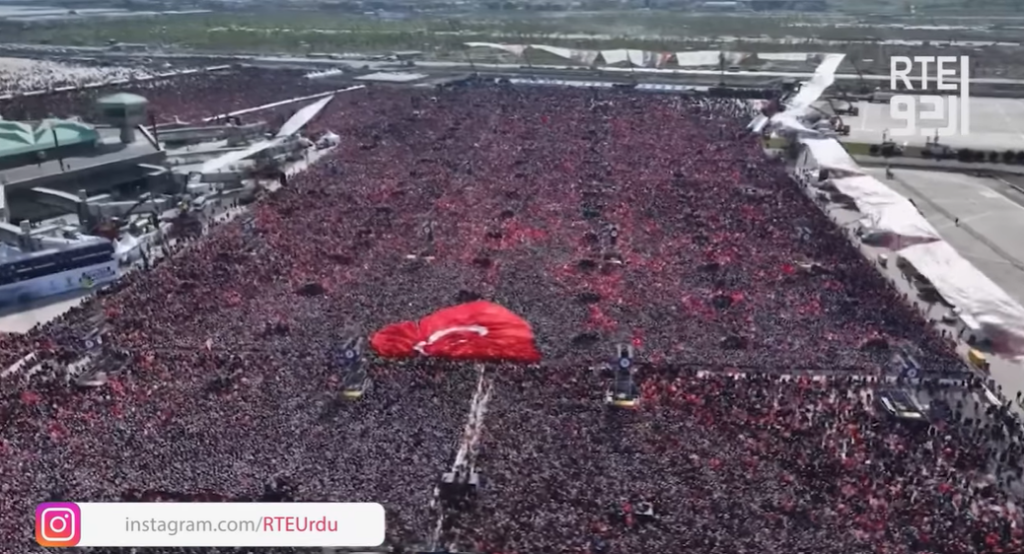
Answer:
[600,49,630,66]
[199,138,283,173]
[797,139,940,248]
[831,175,941,248]
[464,43,832,69]
[750,54,845,135]
[626,49,648,67]
[675,50,725,67]
[759,52,812,62]
[798,137,863,176]
[465,42,527,56]
[276,94,334,138]
[530,44,574,60]
[786,53,845,115]
[899,242,1024,357]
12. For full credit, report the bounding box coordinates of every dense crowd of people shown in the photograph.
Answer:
[0,66,339,123]
[452,369,1024,554]
[0,57,155,97]
[0,75,1016,553]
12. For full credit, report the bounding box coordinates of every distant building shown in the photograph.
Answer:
[700,1,739,10]
[0,94,166,222]
[743,0,827,10]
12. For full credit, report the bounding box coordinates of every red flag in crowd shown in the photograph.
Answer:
[371,301,541,363]
[20,390,40,405]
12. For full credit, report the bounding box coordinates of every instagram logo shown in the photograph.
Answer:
[35,502,81,547]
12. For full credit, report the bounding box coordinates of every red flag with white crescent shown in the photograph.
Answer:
[370,301,540,363]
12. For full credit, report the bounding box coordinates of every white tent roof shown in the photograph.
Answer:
[601,49,629,65]
[755,54,846,136]
[276,94,334,138]
[199,138,283,173]
[786,53,845,112]
[354,72,427,83]
[759,52,811,62]
[530,44,574,60]
[674,51,722,67]
[797,139,939,248]
[626,49,648,67]
[829,174,941,249]
[899,241,1024,357]
[465,42,526,56]
[799,137,863,176]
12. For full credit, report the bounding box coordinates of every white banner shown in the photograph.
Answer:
[675,50,722,67]
[35,502,385,548]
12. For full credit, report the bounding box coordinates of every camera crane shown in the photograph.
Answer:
[605,343,640,409]
[337,336,372,400]
[430,365,489,551]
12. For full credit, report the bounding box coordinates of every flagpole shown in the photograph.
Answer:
[150,113,160,147]
[52,127,65,172]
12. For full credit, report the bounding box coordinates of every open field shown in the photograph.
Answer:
[844,97,1024,151]
[4,11,1024,76]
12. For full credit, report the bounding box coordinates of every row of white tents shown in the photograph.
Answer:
[797,137,1024,359]
[465,42,829,69]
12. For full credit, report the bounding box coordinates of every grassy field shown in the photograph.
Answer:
[3,9,1024,79]
[3,10,1024,56]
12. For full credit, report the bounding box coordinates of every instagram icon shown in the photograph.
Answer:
[35,502,81,547]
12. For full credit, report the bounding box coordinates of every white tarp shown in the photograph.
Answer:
[276,95,334,138]
[465,42,527,56]
[199,138,283,173]
[354,72,427,83]
[113,234,144,264]
[798,137,863,176]
[830,175,941,249]
[754,54,846,136]
[797,139,940,248]
[899,241,1024,357]
[601,49,630,65]
[568,49,600,66]
[675,50,721,67]
[787,53,845,114]
[530,44,574,60]
[758,52,812,62]
[304,69,344,80]
[627,49,648,67]
[652,52,674,67]
[722,51,748,65]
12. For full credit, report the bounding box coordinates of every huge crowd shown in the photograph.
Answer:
[0,66,338,123]
[453,369,1024,554]
[0,74,1018,553]
[0,57,155,97]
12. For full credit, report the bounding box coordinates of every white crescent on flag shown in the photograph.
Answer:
[413,325,489,355]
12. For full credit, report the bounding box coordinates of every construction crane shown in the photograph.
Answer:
[89,193,158,240]
[848,58,873,95]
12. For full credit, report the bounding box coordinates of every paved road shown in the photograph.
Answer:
[853,154,1024,181]
[822,166,1024,412]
